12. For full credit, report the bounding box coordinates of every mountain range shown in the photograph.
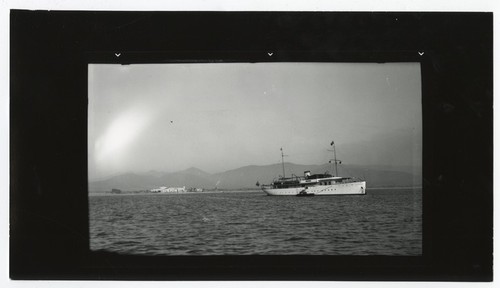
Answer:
[88,163,422,192]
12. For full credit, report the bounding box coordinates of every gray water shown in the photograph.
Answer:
[89,188,422,255]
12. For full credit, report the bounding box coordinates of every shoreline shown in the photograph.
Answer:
[88,190,263,196]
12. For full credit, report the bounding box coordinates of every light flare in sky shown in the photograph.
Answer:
[94,109,152,171]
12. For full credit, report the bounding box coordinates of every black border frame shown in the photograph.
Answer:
[10,11,492,281]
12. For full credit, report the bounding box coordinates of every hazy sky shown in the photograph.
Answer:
[88,62,421,180]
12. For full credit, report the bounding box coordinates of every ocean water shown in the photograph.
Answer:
[89,188,422,255]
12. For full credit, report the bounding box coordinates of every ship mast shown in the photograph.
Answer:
[328,141,339,177]
[280,147,287,179]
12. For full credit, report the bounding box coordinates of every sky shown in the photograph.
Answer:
[88,62,422,180]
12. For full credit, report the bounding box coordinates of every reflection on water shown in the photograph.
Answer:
[89,189,422,255]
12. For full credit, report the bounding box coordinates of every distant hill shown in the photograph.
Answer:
[89,172,161,192]
[89,163,421,192]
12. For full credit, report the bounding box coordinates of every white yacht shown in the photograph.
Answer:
[261,142,366,196]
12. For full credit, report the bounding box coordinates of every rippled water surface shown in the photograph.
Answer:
[89,189,421,255]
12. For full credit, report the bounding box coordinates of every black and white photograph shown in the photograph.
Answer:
[88,62,422,256]
[8,7,493,282]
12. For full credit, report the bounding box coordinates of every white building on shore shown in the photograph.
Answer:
[164,186,186,193]
[150,186,186,193]
[151,186,167,193]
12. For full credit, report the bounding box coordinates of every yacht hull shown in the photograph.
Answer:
[262,181,366,196]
